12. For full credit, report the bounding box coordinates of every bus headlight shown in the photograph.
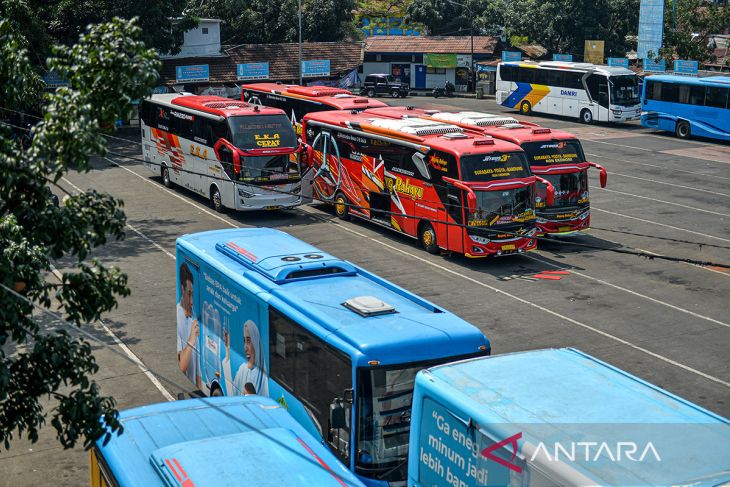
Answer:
[536,217,548,224]
[611,109,622,115]
[238,188,255,198]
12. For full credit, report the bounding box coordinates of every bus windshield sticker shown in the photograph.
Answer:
[460,153,530,182]
[254,133,281,148]
[522,140,584,166]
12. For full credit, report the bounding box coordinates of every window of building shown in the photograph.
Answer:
[426,67,446,74]
[202,27,209,34]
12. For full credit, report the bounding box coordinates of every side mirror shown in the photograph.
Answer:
[535,176,555,206]
[330,400,347,429]
[443,177,477,214]
[214,138,241,174]
[588,162,607,188]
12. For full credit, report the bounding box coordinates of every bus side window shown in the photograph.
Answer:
[517,67,535,84]
[688,85,705,106]
[564,72,582,89]
[647,81,661,101]
[140,101,155,127]
[500,64,517,82]
[193,117,211,146]
[268,308,352,462]
[706,86,729,109]
[586,74,608,107]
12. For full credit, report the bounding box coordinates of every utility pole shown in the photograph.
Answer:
[470,9,475,93]
[299,0,303,85]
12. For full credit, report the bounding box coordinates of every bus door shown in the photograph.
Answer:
[444,186,465,254]
[430,151,464,254]
[584,73,610,121]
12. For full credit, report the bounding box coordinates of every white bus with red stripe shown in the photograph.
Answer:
[140,94,307,212]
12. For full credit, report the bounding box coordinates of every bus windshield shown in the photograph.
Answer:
[467,187,535,227]
[520,140,586,167]
[459,152,531,182]
[610,75,640,106]
[228,115,298,151]
[238,155,300,183]
[537,172,588,208]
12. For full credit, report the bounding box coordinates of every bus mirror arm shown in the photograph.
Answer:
[535,176,555,206]
[588,162,607,188]
[443,177,477,214]
[214,138,241,174]
[329,399,347,429]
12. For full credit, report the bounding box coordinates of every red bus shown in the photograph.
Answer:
[367,107,607,235]
[301,110,555,258]
[241,83,388,136]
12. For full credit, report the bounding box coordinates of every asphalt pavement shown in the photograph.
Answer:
[2,96,729,485]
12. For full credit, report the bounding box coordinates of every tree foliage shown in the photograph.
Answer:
[658,0,730,64]
[0,17,159,450]
[0,0,193,62]
[192,0,356,45]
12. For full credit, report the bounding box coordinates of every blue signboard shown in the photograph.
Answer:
[42,71,68,88]
[673,60,699,75]
[608,57,629,67]
[644,58,666,72]
[502,51,522,62]
[175,65,209,83]
[637,0,664,59]
[553,54,573,61]
[237,63,269,81]
[301,60,330,78]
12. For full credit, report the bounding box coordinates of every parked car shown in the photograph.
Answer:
[360,74,409,98]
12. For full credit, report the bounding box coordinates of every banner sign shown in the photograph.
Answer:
[237,63,269,80]
[301,60,330,78]
[637,0,664,59]
[175,65,209,83]
[425,53,457,68]
[502,51,522,62]
[673,60,699,75]
[42,71,69,88]
[584,40,604,65]
[553,54,573,61]
[608,57,629,67]
[644,58,666,72]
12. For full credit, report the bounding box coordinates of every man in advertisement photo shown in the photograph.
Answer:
[177,262,202,389]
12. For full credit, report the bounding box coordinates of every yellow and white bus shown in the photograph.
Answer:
[496,61,641,124]
[140,94,306,212]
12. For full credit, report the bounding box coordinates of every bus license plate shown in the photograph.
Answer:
[501,244,515,251]
[264,205,282,211]
[559,226,572,232]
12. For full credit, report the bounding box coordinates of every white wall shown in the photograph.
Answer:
[163,19,221,58]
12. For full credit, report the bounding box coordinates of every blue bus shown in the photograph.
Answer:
[175,228,491,486]
[90,396,365,486]
[409,348,730,486]
[641,75,730,141]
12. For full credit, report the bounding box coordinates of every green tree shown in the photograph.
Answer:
[658,0,730,64]
[0,17,159,449]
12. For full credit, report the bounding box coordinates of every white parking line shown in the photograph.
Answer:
[99,155,730,389]
[602,172,730,197]
[585,152,730,182]
[592,186,730,217]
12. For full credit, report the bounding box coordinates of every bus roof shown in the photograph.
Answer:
[241,83,389,110]
[148,93,285,119]
[177,228,489,366]
[645,74,730,86]
[501,60,636,77]
[364,106,581,146]
[96,396,363,486]
[419,348,730,485]
[303,109,524,155]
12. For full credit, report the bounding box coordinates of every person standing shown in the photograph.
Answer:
[177,262,202,389]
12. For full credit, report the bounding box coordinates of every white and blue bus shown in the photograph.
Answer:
[641,74,730,141]
[175,228,491,486]
[496,61,642,124]
[90,396,365,486]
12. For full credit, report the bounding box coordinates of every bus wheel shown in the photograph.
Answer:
[419,222,439,254]
[520,100,532,115]
[675,120,691,139]
[367,88,376,98]
[334,193,350,220]
[210,186,224,213]
[161,165,171,188]
[580,109,593,124]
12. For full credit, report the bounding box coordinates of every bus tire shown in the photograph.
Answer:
[210,185,224,213]
[367,88,375,98]
[419,222,439,254]
[161,165,171,188]
[520,100,532,115]
[391,89,400,98]
[334,192,350,220]
[675,120,691,139]
[580,109,593,124]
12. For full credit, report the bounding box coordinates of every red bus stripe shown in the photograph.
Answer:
[295,438,348,487]
[165,458,182,482]
[173,458,188,479]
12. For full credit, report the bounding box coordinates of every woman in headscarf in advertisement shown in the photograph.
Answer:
[222,319,269,397]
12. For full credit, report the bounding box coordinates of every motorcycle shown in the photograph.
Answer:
[432,81,455,98]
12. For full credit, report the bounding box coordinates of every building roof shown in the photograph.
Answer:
[365,35,499,55]
[159,42,362,86]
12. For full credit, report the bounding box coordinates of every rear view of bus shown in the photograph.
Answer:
[140,94,304,212]
[641,75,730,141]
[302,110,553,257]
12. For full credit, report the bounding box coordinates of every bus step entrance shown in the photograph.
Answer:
[369,192,392,226]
